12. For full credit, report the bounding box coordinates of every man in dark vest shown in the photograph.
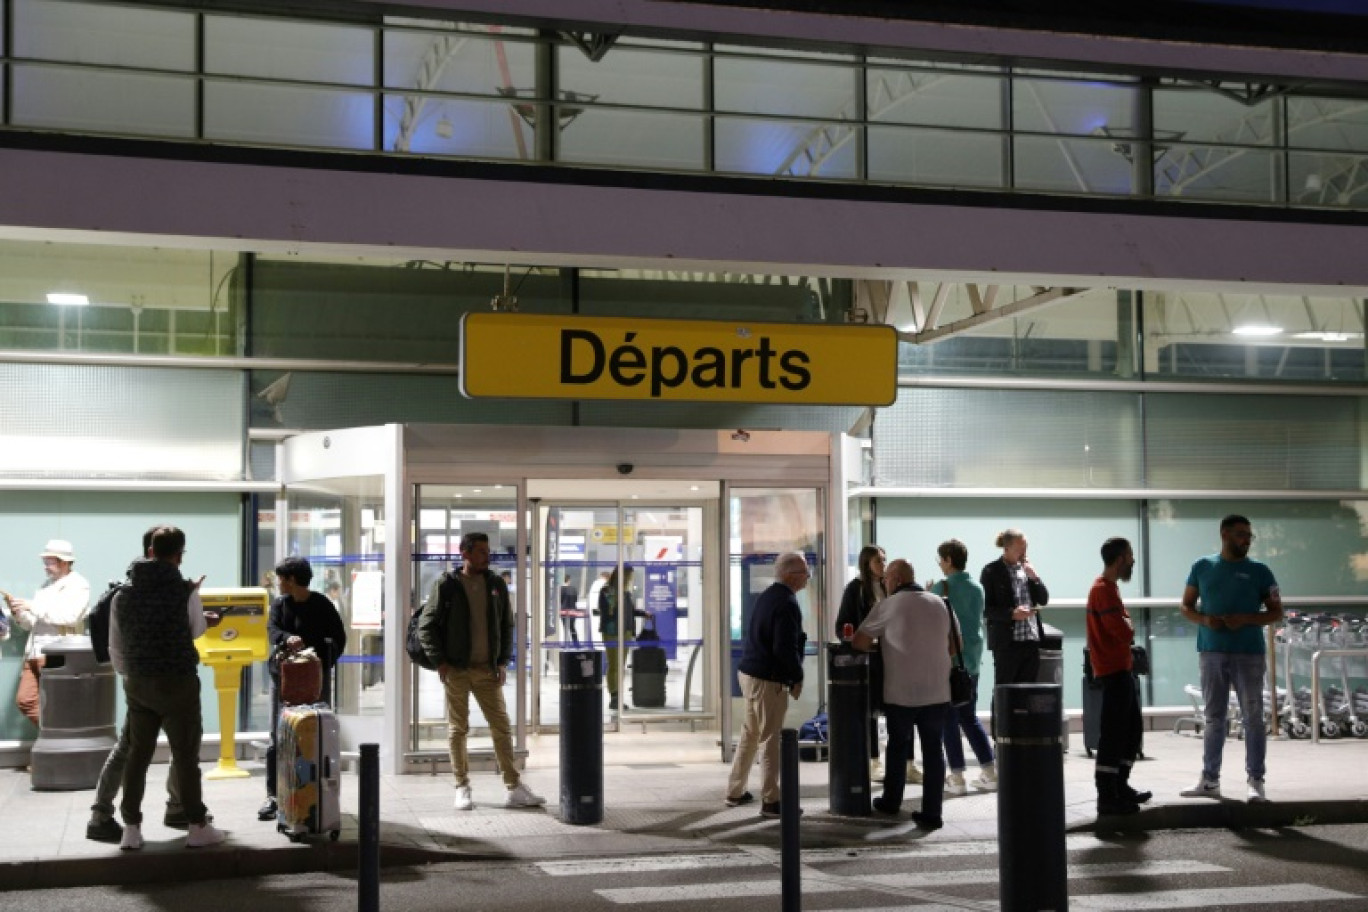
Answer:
[113,525,224,850]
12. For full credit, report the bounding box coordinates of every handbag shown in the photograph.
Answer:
[942,590,975,707]
[1130,644,1150,676]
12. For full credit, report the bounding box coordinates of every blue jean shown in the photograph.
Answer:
[943,674,995,771]
[1200,651,1267,782]
[881,702,950,822]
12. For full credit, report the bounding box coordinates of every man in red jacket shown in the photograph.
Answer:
[1086,537,1151,816]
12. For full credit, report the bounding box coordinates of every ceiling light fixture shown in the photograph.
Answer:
[1232,324,1283,337]
[46,293,89,306]
[1294,331,1359,342]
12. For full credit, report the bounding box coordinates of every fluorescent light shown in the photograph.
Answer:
[46,293,89,306]
[1294,331,1360,342]
[1232,324,1283,337]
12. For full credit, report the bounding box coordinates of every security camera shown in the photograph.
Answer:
[616,463,634,475]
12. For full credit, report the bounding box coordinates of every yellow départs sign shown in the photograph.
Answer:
[460,313,897,405]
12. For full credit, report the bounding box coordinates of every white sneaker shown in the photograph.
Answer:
[1247,778,1268,803]
[972,764,998,791]
[869,759,885,782]
[119,823,144,851]
[505,782,546,808]
[1180,777,1221,798]
[905,763,924,785]
[945,772,967,796]
[454,785,474,811]
[186,821,226,848]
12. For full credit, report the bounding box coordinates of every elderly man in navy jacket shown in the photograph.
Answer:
[724,551,810,818]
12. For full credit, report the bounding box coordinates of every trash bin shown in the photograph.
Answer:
[30,635,117,791]
[1037,622,1070,751]
[995,682,1067,912]
[559,651,603,825]
[826,642,871,816]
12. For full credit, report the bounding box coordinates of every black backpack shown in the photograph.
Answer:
[406,573,455,671]
[86,580,124,665]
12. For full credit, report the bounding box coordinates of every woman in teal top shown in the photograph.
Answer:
[931,538,997,794]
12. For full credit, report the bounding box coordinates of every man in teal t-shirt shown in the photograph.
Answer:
[1178,514,1282,804]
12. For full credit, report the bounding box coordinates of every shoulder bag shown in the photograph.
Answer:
[942,588,974,707]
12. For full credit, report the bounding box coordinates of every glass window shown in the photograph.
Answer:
[1143,291,1366,382]
[1014,133,1136,195]
[869,125,1005,188]
[0,491,242,741]
[558,43,703,111]
[11,64,194,137]
[728,488,825,736]
[14,0,195,70]
[715,55,857,119]
[558,109,705,171]
[383,28,536,97]
[875,386,1144,489]
[896,286,1133,378]
[873,496,1143,711]
[715,115,859,178]
[203,82,375,151]
[205,16,374,86]
[1145,393,1362,491]
[0,241,238,356]
[868,68,1003,130]
[1013,76,1138,137]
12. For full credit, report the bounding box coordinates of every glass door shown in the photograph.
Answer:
[723,487,826,759]
[283,479,387,750]
[533,499,714,732]
[409,484,522,763]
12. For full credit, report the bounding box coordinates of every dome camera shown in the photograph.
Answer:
[616,463,634,475]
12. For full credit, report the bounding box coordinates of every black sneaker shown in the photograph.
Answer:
[257,797,279,821]
[1096,796,1141,816]
[1121,785,1153,804]
[725,791,754,807]
[910,811,943,831]
[86,817,123,843]
[760,802,802,819]
[872,797,900,816]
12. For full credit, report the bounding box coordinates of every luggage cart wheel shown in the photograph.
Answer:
[1351,720,1368,739]
[1321,719,1342,739]
[1289,720,1310,739]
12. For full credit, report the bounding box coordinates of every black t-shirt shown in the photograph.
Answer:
[267,591,348,667]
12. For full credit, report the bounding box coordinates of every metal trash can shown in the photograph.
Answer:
[559,651,603,825]
[30,636,117,791]
[826,642,871,816]
[1037,622,1070,751]
[995,682,1067,912]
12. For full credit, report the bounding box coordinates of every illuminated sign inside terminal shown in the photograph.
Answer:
[459,313,897,405]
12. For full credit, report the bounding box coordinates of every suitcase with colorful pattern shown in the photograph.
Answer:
[276,703,342,842]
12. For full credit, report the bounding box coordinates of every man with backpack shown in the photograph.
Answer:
[418,532,544,812]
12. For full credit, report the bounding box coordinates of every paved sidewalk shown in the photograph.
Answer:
[2,729,1366,891]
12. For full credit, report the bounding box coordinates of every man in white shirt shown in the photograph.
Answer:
[853,558,958,831]
[1,539,91,728]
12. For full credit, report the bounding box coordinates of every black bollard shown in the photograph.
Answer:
[358,743,380,912]
[560,651,604,825]
[780,728,801,912]
[995,683,1067,912]
[826,642,871,816]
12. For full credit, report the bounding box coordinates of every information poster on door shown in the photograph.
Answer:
[644,535,681,660]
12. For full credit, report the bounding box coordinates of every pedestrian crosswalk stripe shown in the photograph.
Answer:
[542,835,1117,877]
[1068,883,1361,910]
[595,861,1228,904]
[860,860,1228,888]
[598,879,850,903]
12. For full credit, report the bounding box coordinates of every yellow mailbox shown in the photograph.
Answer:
[196,587,270,780]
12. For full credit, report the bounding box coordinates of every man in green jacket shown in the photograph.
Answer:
[419,531,545,812]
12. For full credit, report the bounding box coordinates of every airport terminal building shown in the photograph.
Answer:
[0,0,1366,773]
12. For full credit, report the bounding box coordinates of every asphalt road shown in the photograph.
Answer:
[5,825,1368,911]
